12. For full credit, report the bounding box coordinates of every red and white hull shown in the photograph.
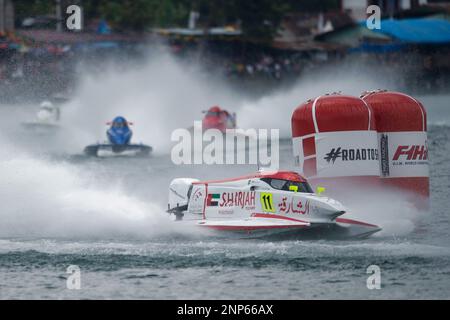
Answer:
[168,171,381,240]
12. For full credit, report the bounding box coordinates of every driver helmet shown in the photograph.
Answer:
[39,100,54,110]
[112,116,127,128]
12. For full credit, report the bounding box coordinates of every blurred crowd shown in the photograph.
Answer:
[1,37,449,104]
[223,55,303,80]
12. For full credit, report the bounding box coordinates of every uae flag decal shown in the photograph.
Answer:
[207,193,220,206]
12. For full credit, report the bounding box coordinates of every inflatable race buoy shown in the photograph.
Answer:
[362,90,429,205]
[291,94,380,193]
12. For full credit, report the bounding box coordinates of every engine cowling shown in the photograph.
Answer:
[168,178,199,212]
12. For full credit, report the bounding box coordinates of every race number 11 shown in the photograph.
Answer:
[260,193,275,212]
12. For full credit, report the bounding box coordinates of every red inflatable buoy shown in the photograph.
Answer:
[291,94,380,193]
[361,90,429,203]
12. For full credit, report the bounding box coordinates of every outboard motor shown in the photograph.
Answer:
[107,116,132,146]
[168,178,199,220]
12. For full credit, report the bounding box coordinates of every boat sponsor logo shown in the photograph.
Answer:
[218,209,234,215]
[278,197,310,215]
[324,147,379,163]
[220,191,256,209]
[192,188,204,201]
[206,193,220,207]
[260,192,275,213]
[188,186,206,213]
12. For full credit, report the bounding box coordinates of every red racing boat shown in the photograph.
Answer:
[202,106,236,132]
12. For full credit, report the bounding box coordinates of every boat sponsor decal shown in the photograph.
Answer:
[220,191,256,209]
[192,188,204,201]
[218,209,234,215]
[260,192,275,213]
[278,197,310,215]
[188,186,206,213]
[206,193,220,206]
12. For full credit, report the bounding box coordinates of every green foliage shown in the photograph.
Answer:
[286,0,341,12]
[14,0,54,22]
[226,0,289,41]
[83,0,189,30]
[170,0,290,41]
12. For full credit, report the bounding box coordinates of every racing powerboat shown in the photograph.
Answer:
[202,106,236,132]
[190,106,256,142]
[84,116,152,157]
[168,171,381,239]
[21,100,61,131]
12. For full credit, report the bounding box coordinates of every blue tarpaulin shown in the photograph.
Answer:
[373,18,450,44]
[349,42,406,53]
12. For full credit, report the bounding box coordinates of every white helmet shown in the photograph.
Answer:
[40,100,53,109]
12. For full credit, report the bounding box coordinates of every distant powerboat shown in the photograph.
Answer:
[187,106,255,140]
[84,116,152,157]
[202,106,236,132]
[21,100,61,131]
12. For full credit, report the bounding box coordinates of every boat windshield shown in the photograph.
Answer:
[261,178,313,193]
[206,111,221,117]
[113,122,126,128]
